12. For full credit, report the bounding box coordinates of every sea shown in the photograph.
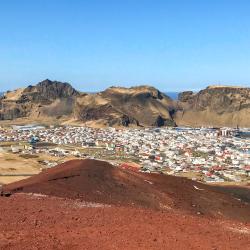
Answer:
[165,92,179,100]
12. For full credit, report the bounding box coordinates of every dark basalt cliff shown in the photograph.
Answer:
[75,103,140,127]
[178,91,195,103]
[21,79,79,104]
[175,86,250,127]
[0,79,79,120]
[179,87,250,112]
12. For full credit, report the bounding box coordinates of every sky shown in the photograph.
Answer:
[0,0,250,92]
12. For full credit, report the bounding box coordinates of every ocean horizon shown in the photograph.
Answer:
[165,92,179,100]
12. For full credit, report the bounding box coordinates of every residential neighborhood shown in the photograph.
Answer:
[0,125,249,183]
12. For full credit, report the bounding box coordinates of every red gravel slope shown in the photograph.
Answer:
[1,159,250,249]
[0,194,249,250]
[2,159,250,221]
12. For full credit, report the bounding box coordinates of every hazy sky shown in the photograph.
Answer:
[0,0,250,92]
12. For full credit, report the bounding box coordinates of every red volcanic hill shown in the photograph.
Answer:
[2,159,250,221]
[1,159,250,249]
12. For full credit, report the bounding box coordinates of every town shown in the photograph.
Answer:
[0,124,249,184]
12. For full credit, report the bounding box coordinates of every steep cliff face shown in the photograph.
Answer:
[178,91,195,103]
[175,86,250,127]
[0,80,79,120]
[22,79,79,103]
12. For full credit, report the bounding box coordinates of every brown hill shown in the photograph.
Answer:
[0,81,175,127]
[2,159,250,221]
[175,85,250,127]
[75,86,175,127]
[1,81,250,127]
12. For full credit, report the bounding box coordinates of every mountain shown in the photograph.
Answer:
[1,159,249,249]
[23,79,79,101]
[0,79,79,121]
[75,86,176,127]
[0,80,250,127]
[175,85,250,127]
[0,80,176,127]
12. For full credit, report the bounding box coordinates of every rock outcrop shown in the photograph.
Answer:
[175,86,250,127]
[0,79,79,120]
[22,79,79,103]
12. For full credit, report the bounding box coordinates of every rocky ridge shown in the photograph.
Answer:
[0,80,249,127]
[0,79,79,120]
[175,85,250,127]
[0,80,176,127]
